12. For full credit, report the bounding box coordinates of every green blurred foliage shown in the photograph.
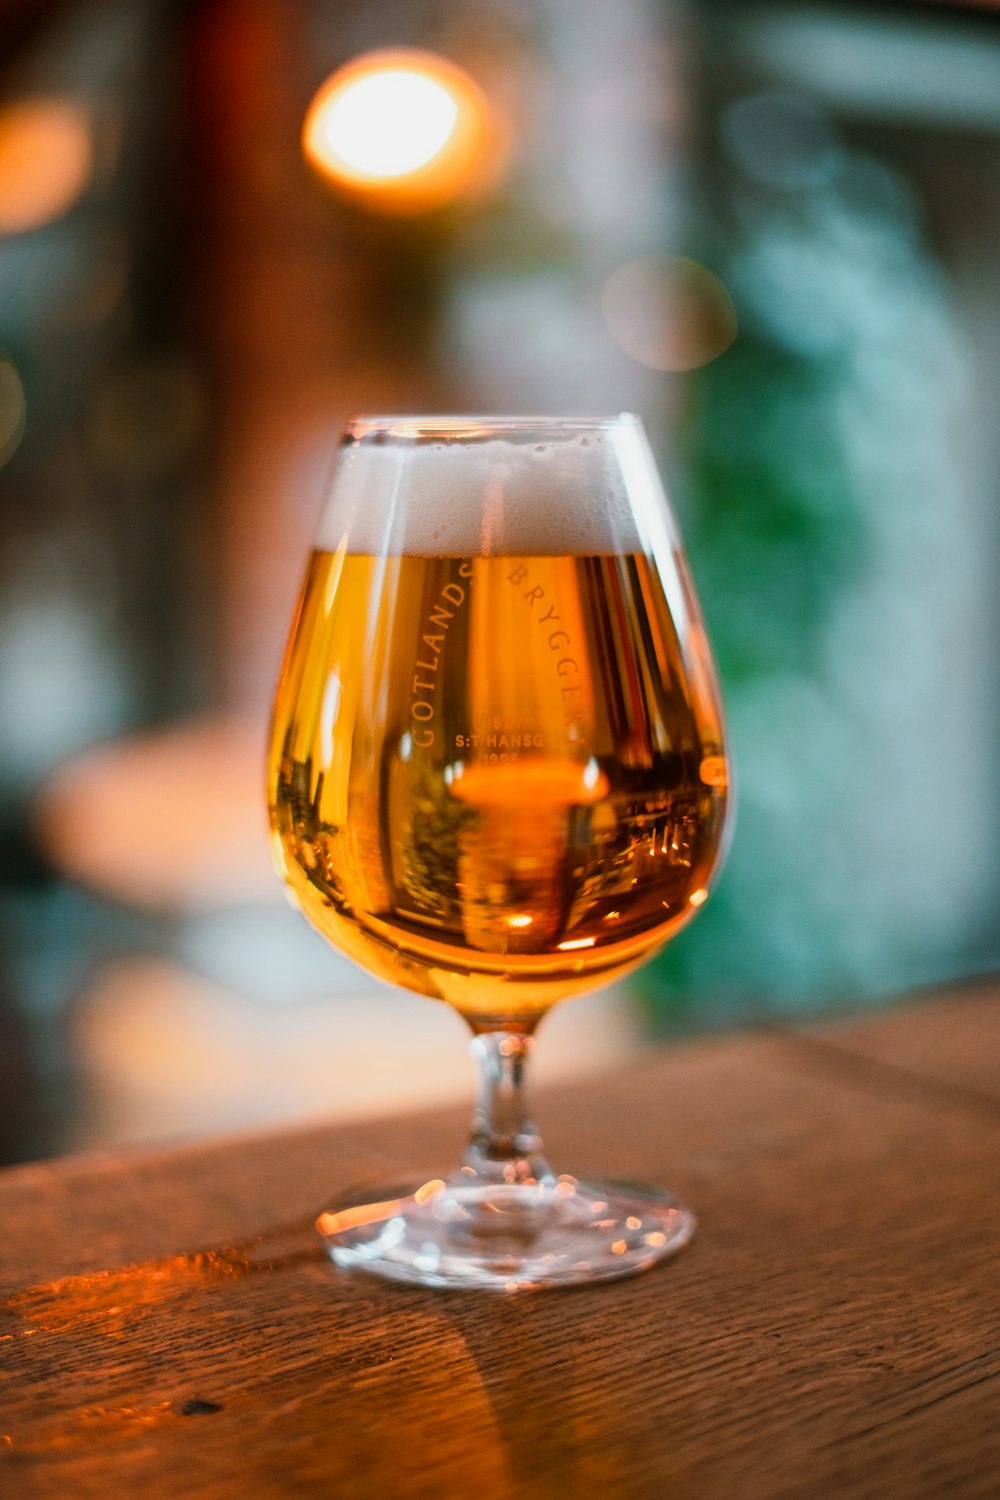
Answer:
[641,131,978,1030]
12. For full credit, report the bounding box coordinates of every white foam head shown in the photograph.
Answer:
[315,415,677,557]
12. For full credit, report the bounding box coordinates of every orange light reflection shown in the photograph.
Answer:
[318,1178,446,1235]
[452,757,609,807]
[414,1178,446,1205]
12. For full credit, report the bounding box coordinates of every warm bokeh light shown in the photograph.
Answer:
[302,49,492,213]
[318,71,458,178]
[34,717,276,912]
[0,357,27,468]
[602,255,738,372]
[0,98,91,236]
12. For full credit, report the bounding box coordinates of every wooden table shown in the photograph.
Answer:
[2,982,998,1498]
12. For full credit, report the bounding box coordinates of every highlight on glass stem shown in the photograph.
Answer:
[267,414,732,1290]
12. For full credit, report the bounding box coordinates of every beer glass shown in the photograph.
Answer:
[268,414,731,1290]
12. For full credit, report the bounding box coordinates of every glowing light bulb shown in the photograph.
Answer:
[303,49,492,213]
[317,69,458,179]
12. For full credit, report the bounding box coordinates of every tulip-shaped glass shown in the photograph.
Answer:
[268,414,731,1290]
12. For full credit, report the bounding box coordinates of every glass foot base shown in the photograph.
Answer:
[316,1173,695,1291]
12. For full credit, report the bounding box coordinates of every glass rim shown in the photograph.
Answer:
[342,413,642,443]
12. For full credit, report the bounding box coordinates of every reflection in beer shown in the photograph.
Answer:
[452,757,610,954]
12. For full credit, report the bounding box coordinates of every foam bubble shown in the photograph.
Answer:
[316,420,672,556]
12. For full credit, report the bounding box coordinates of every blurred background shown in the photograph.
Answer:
[0,0,997,1164]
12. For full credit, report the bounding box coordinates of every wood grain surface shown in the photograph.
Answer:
[2,981,998,1499]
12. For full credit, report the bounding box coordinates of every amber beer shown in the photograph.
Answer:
[268,547,729,1029]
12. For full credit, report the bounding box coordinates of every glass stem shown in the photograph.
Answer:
[463,1032,552,1188]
